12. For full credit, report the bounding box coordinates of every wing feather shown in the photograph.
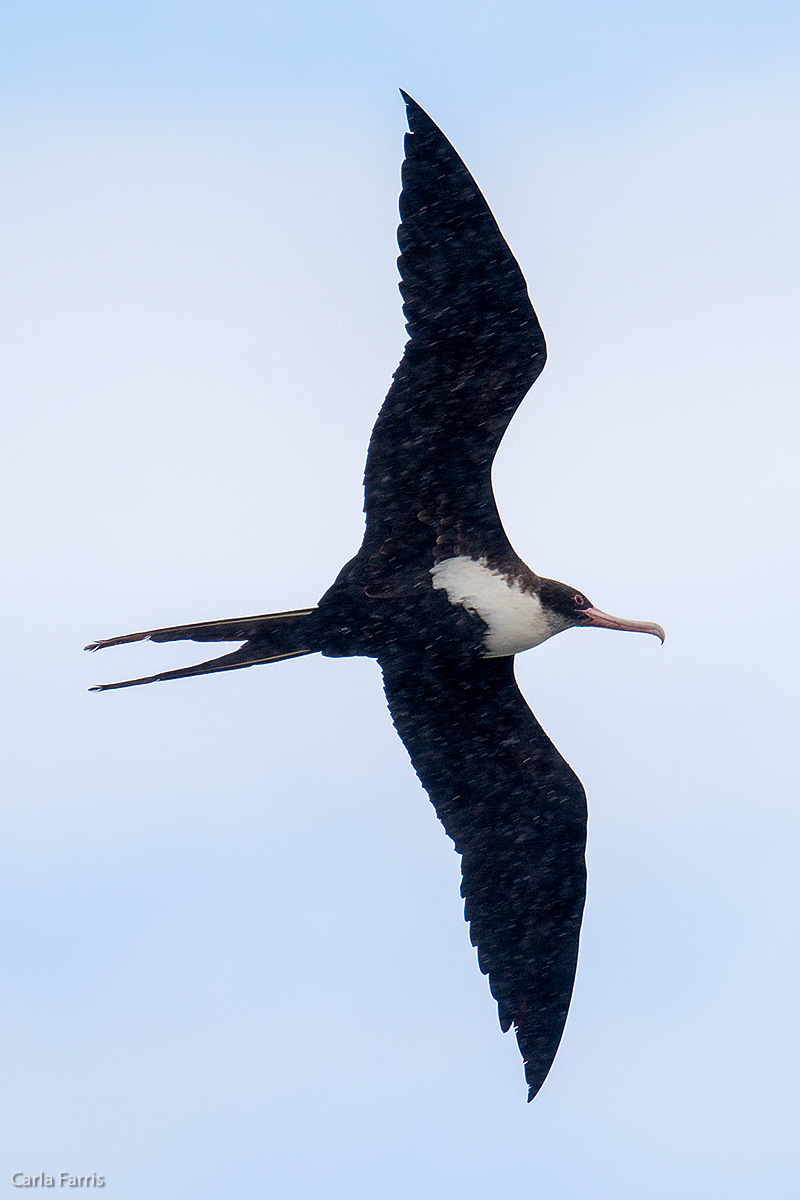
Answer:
[380,652,586,1100]
[362,94,546,566]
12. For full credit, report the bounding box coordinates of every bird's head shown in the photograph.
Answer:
[538,578,665,643]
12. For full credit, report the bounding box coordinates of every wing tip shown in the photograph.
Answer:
[399,90,438,137]
[525,1064,550,1103]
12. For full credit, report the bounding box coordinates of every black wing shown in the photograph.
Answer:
[380,653,586,1100]
[362,93,547,567]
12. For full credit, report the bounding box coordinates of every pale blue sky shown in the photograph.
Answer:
[1,4,799,1198]
[3,1,799,116]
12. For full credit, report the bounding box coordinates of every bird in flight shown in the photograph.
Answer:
[87,92,663,1100]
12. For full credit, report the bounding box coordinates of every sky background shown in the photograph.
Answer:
[1,2,799,1197]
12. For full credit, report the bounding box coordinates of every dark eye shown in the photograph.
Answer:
[573,594,586,607]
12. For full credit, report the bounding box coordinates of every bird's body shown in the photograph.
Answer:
[88,93,663,1100]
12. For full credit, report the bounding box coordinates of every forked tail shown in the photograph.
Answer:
[85,608,319,691]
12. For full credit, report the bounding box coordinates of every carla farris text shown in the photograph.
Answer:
[11,1174,104,1188]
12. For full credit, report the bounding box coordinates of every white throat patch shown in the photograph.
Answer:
[430,556,563,657]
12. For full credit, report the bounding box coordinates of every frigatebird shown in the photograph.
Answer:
[87,93,663,1100]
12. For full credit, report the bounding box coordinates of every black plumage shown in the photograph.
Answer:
[88,93,662,1100]
[381,653,585,1100]
[362,91,546,570]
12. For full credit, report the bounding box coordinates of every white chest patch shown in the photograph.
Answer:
[430,555,561,657]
